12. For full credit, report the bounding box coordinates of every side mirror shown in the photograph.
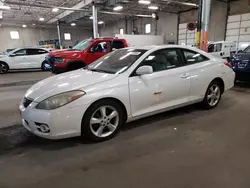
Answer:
[9,54,16,57]
[136,65,153,76]
[238,50,243,53]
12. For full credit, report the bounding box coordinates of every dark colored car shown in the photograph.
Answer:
[46,38,128,74]
[231,45,250,81]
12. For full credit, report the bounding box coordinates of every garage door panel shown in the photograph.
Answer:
[179,34,186,40]
[241,21,250,27]
[226,29,239,36]
[226,36,238,41]
[187,39,195,44]
[179,24,186,29]
[179,29,186,34]
[240,28,250,35]
[187,33,195,39]
[228,15,241,22]
[227,22,241,29]
[241,13,250,21]
[178,40,186,45]
[239,35,250,42]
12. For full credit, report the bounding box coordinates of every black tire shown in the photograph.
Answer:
[0,62,9,74]
[202,80,222,109]
[41,61,47,71]
[82,99,125,142]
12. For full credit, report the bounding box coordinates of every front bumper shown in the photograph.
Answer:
[19,100,88,139]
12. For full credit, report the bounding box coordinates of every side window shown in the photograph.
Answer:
[112,40,125,50]
[182,49,209,64]
[26,49,40,55]
[37,49,48,54]
[215,43,222,52]
[13,49,27,56]
[208,44,214,52]
[90,41,108,53]
[140,49,182,72]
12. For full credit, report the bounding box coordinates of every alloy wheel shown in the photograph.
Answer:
[207,84,221,107]
[90,105,119,138]
[0,63,7,74]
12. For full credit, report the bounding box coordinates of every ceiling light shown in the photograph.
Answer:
[152,13,156,18]
[52,8,59,12]
[39,17,45,21]
[32,23,36,26]
[0,5,11,10]
[122,0,129,2]
[89,16,93,19]
[138,0,151,4]
[113,6,123,11]
[98,21,104,24]
[71,23,76,26]
[22,25,27,28]
[148,6,158,10]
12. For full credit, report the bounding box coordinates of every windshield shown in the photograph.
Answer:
[87,49,147,74]
[73,40,91,51]
[243,45,250,53]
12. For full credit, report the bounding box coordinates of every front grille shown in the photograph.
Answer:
[23,97,33,108]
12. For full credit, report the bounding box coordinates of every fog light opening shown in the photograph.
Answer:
[36,123,50,133]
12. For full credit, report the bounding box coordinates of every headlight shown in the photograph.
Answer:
[54,57,65,64]
[36,90,85,110]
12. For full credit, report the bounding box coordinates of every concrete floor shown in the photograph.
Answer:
[0,72,250,188]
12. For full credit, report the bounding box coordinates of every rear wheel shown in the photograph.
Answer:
[82,100,125,142]
[0,62,9,74]
[202,81,222,109]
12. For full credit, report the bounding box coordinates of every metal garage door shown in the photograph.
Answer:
[226,13,250,50]
[178,23,197,46]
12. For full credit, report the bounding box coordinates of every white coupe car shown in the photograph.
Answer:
[0,48,49,74]
[19,45,235,141]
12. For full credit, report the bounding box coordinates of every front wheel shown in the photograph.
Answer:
[0,62,9,74]
[82,100,125,142]
[202,81,222,109]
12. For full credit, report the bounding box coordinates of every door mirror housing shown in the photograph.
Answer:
[238,50,243,53]
[136,66,153,75]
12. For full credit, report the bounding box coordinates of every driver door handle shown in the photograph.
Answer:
[180,73,190,79]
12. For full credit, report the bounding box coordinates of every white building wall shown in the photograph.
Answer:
[0,26,92,52]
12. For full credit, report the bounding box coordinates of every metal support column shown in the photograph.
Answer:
[57,20,62,49]
[196,0,202,49]
[200,0,211,52]
[92,2,98,38]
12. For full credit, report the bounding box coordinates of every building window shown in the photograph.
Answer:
[145,24,151,34]
[64,33,71,40]
[10,31,19,39]
[119,28,124,35]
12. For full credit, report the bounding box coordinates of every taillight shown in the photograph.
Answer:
[224,61,232,69]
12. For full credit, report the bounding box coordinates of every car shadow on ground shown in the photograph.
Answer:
[1,83,249,155]
[0,103,201,155]
[7,69,46,74]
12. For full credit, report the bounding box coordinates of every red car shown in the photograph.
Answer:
[47,38,128,74]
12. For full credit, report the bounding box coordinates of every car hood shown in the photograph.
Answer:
[50,49,83,58]
[25,69,117,102]
[231,53,250,61]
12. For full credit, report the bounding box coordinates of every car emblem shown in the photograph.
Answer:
[238,62,248,68]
